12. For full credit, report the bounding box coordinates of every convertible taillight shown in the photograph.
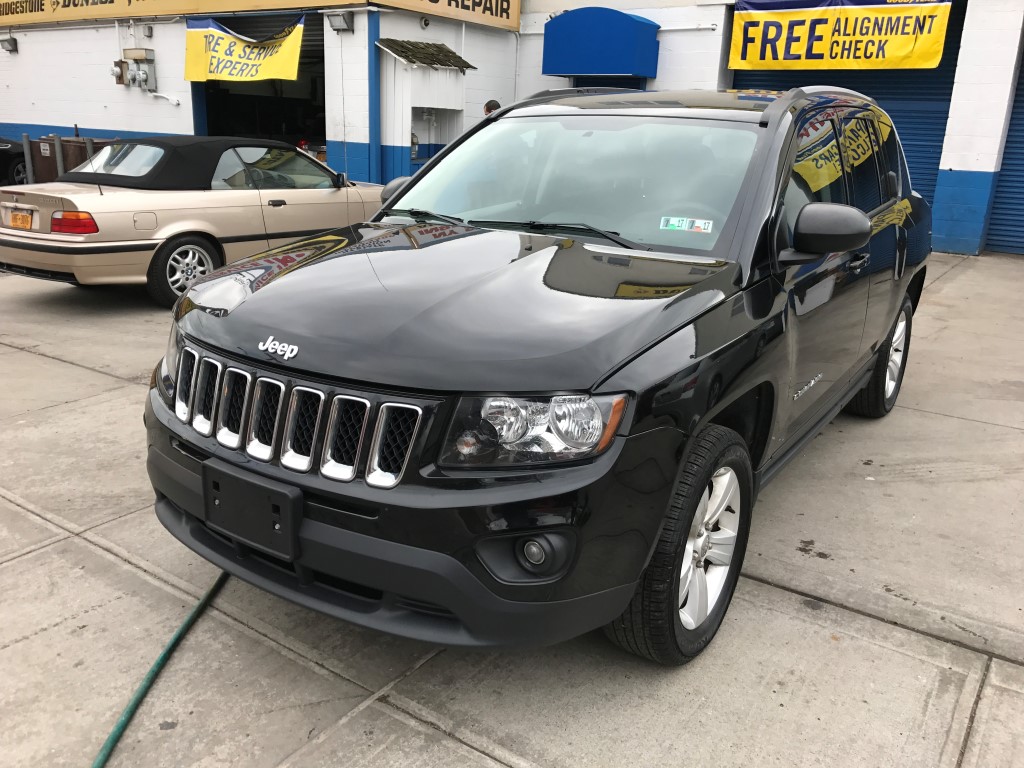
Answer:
[51,211,98,234]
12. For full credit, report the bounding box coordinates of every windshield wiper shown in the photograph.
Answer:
[385,208,465,226]
[468,219,650,251]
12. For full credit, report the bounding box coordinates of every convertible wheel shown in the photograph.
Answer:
[845,294,913,418]
[147,235,221,308]
[605,424,752,666]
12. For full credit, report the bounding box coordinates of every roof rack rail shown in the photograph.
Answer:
[486,87,643,120]
[758,85,875,126]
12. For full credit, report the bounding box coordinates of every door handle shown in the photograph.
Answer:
[848,253,870,273]
[267,199,287,207]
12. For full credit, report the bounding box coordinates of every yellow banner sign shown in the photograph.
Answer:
[2,0,518,30]
[185,16,302,81]
[730,0,951,70]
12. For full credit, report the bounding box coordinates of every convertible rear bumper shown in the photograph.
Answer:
[0,234,158,284]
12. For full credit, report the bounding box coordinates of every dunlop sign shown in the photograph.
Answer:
[1,0,518,30]
[185,17,303,81]
[730,0,951,70]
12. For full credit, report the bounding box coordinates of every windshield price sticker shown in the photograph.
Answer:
[661,217,713,234]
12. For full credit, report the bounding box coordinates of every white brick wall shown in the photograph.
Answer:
[380,13,516,133]
[939,2,1024,173]
[0,20,194,135]
[323,12,370,146]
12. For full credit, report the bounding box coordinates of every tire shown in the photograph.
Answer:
[845,294,913,418]
[604,424,753,666]
[146,235,221,308]
[8,158,27,185]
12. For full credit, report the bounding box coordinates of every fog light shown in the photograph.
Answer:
[522,539,546,566]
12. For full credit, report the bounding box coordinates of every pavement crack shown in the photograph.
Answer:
[893,404,1024,432]
[0,339,139,385]
[272,648,444,768]
[740,573,1019,666]
[955,657,992,768]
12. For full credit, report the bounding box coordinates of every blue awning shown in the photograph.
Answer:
[542,7,660,79]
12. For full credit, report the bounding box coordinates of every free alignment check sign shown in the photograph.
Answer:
[729,0,951,70]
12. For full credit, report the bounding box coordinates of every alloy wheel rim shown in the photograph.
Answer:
[13,161,27,185]
[885,310,908,399]
[166,245,214,295]
[679,466,741,630]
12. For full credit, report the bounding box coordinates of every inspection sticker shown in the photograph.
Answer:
[660,216,713,233]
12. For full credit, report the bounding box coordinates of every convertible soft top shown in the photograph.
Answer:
[58,135,298,191]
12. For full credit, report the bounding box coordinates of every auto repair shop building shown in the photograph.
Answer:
[0,0,1022,256]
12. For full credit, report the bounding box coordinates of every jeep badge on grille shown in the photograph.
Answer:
[258,335,299,361]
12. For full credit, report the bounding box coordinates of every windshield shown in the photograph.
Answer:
[389,115,760,253]
[71,144,165,177]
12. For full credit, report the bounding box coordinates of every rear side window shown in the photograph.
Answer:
[781,117,847,242]
[842,118,884,213]
[71,144,165,177]
[211,150,251,190]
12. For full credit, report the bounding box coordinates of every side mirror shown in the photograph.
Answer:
[778,202,872,267]
[335,172,348,188]
[380,176,411,204]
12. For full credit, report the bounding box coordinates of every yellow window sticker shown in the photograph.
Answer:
[660,217,713,233]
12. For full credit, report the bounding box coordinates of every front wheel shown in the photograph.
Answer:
[146,235,221,308]
[845,294,913,418]
[604,424,753,666]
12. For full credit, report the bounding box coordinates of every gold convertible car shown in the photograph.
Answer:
[0,136,382,306]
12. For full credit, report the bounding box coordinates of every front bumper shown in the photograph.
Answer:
[0,233,157,284]
[146,388,685,647]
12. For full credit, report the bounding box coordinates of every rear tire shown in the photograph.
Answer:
[845,294,913,418]
[146,235,221,308]
[604,424,753,666]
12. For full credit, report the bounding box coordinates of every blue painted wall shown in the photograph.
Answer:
[931,169,998,255]
[0,122,174,140]
[327,140,371,182]
[382,145,413,181]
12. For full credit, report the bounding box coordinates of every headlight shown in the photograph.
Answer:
[158,322,181,399]
[439,393,627,467]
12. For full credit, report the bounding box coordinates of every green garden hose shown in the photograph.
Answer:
[91,571,230,768]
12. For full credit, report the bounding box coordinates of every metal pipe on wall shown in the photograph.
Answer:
[53,135,65,176]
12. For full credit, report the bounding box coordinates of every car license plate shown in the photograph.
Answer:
[10,211,32,230]
[202,457,302,561]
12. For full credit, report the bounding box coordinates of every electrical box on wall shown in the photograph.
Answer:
[122,48,157,91]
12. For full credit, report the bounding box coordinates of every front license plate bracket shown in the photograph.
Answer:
[202,457,302,561]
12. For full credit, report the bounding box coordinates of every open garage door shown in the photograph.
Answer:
[201,14,326,158]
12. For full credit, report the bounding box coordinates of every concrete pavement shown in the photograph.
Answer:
[1,254,1021,767]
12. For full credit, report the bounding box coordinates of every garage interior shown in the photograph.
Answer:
[199,14,326,155]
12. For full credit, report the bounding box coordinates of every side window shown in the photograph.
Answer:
[842,118,884,213]
[235,147,335,190]
[781,118,847,243]
[210,150,251,190]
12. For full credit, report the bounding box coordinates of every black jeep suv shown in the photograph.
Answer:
[145,87,930,665]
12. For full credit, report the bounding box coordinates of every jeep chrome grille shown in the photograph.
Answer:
[246,378,285,461]
[280,388,325,472]
[173,347,424,488]
[191,359,223,437]
[321,396,370,482]
[367,404,422,489]
[215,369,252,449]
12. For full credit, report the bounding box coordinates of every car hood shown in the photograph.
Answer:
[177,223,739,392]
